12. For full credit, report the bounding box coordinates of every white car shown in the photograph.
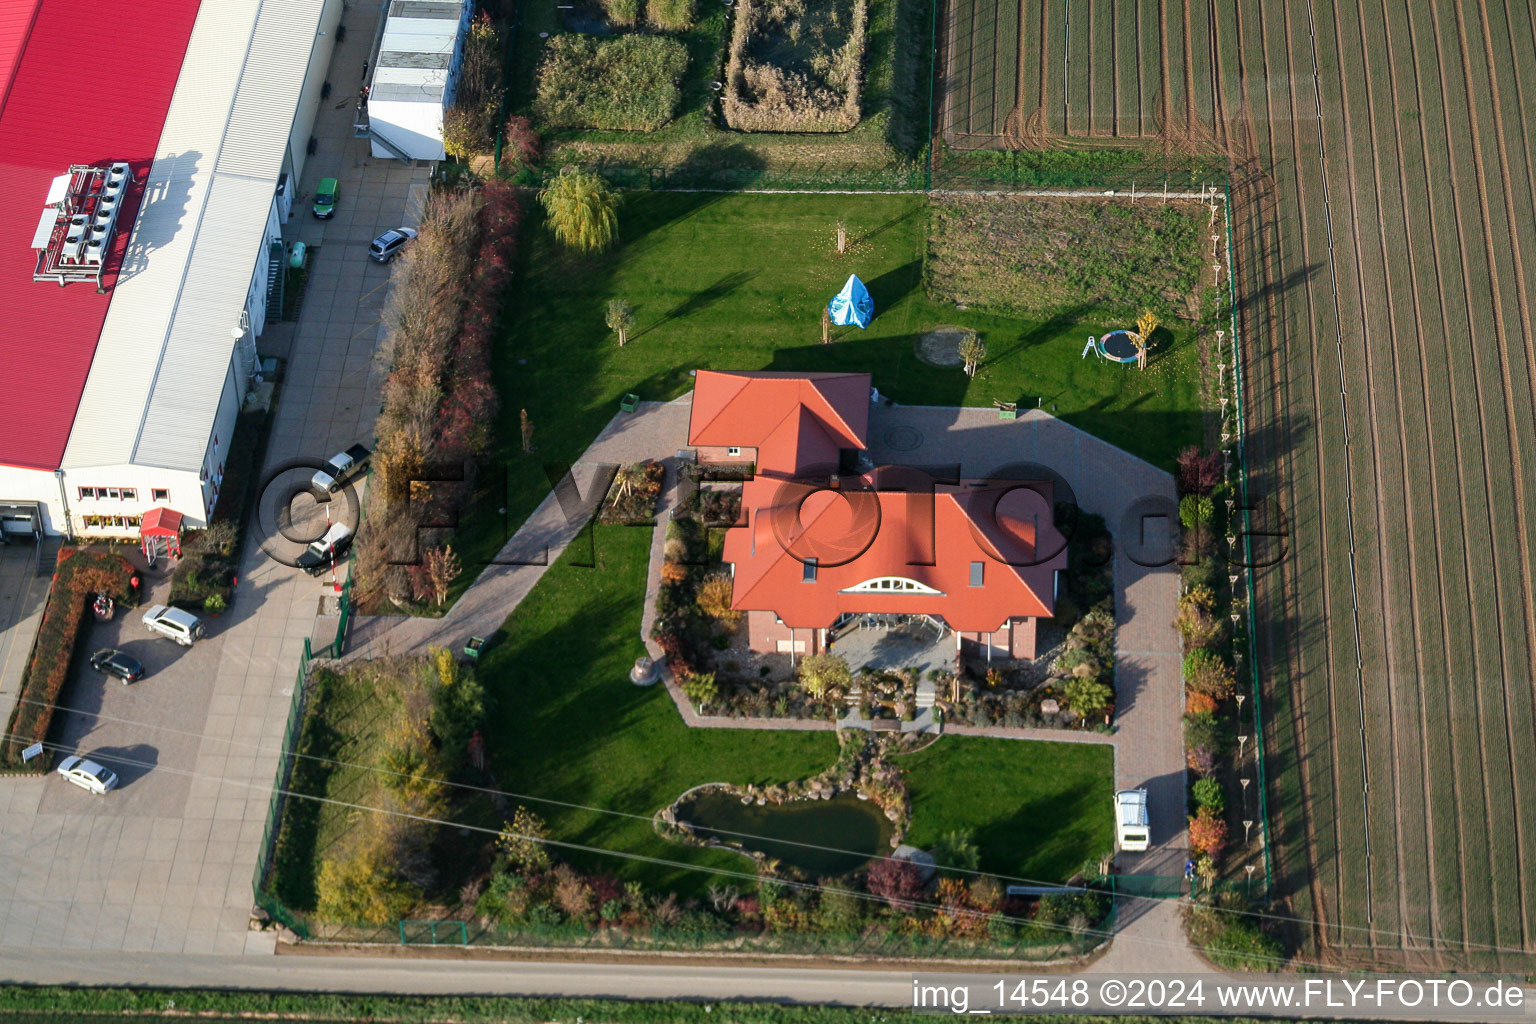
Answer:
[142,604,205,646]
[57,755,118,795]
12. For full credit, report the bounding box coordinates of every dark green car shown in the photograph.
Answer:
[313,177,338,219]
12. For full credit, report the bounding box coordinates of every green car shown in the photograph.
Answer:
[312,177,338,219]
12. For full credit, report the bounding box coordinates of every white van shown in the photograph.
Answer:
[1116,788,1150,852]
[142,604,205,646]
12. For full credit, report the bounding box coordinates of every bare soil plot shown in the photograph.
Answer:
[938,0,1220,150]
[1218,0,1536,968]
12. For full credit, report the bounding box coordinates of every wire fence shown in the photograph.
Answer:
[1223,179,1275,896]
[251,637,315,940]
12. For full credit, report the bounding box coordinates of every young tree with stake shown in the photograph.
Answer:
[605,298,634,346]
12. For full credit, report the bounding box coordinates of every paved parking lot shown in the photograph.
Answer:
[0,0,423,957]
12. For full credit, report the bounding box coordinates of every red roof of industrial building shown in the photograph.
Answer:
[694,371,1066,631]
[0,0,202,471]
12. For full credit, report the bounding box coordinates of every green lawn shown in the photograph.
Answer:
[457,191,1201,586]
[899,738,1115,883]
[478,524,1113,893]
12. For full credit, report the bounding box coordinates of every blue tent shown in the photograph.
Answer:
[827,274,874,328]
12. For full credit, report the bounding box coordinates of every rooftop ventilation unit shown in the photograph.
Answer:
[32,163,131,290]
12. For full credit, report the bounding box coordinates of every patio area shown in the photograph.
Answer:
[827,614,954,676]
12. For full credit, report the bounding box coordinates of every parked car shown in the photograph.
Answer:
[368,226,416,262]
[57,755,118,795]
[1115,788,1150,852]
[142,604,205,647]
[312,177,339,219]
[310,443,371,494]
[296,522,354,575]
[89,648,145,684]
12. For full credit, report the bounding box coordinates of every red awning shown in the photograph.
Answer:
[140,506,183,537]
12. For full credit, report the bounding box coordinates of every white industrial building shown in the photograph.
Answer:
[0,0,344,542]
[362,0,474,161]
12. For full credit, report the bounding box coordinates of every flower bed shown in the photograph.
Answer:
[2,546,136,768]
[596,460,665,524]
[723,0,869,132]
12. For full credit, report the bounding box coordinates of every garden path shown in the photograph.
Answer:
[343,397,694,660]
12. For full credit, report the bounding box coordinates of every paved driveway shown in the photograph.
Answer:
[864,404,1188,874]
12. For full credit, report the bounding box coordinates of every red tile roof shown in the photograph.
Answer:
[0,0,203,470]
[697,371,1066,632]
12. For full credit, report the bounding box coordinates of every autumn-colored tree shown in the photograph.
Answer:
[1185,689,1218,715]
[316,838,419,924]
[1176,446,1222,495]
[498,805,552,873]
[539,168,618,252]
[866,857,927,909]
[658,561,688,584]
[1174,586,1225,649]
[1184,648,1236,700]
[696,573,741,626]
[605,297,634,346]
[1188,806,1228,859]
[500,115,541,171]
[1136,310,1160,345]
[957,330,986,377]
[797,652,851,699]
[423,545,461,606]
[520,408,534,453]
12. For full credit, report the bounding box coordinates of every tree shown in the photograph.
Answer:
[1187,806,1228,859]
[866,857,926,909]
[931,829,980,873]
[1064,675,1113,717]
[696,573,742,626]
[539,168,618,252]
[957,330,986,377]
[500,115,541,171]
[605,298,635,346]
[316,839,419,924]
[1136,310,1160,345]
[1176,446,1222,495]
[835,219,848,254]
[442,103,489,161]
[520,408,535,453]
[1192,777,1226,814]
[423,545,461,606]
[498,805,552,873]
[798,652,851,699]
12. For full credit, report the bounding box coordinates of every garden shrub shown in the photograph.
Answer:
[1183,710,1224,754]
[1184,648,1236,700]
[1199,915,1287,970]
[866,857,925,909]
[535,34,688,131]
[1177,446,1222,495]
[647,0,695,31]
[604,0,640,26]
[1179,493,1214,528]
[682,671,719,709]
[1187,806,1228,859]
[695,573,741,626]
[1174,585,1225,649]
[1192,776,1225,814]
[723,0,868,132]
[2,547,134,767]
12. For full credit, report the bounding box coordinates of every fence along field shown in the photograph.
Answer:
[1217,0,1536,968]
[940,0,1221,149]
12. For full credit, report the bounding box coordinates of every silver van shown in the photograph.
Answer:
[142,604,205,646]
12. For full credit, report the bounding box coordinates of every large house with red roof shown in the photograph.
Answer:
[688,371,1068,663]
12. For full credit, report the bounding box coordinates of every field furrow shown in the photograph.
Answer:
[1186,0,1213,140]
[1137,0,1161,137]
[1114,1,1140,136]
[1044,0,1068,134]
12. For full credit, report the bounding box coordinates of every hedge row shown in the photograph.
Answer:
[2,547,135,767]
[356,183,523,609]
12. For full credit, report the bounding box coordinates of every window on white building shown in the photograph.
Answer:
[152,488,169,502]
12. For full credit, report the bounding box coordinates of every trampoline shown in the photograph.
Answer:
[1097,329,1141,363]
